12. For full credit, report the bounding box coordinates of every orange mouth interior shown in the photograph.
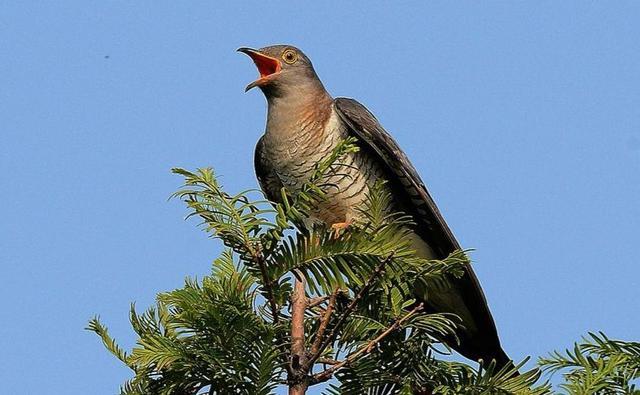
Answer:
[251,53,281,78]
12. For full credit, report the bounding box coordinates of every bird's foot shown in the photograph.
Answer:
[330,220,352,239]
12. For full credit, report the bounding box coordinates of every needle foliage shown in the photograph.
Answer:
[89,140,639,394]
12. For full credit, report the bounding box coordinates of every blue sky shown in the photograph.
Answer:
[1,2,639,394]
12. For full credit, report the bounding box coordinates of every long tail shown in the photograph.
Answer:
[482,347,519,375]
[409,234,516,373]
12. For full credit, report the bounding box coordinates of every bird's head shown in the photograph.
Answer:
[238,45,325,98]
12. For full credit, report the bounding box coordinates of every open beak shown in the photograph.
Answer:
[237,47,282,91]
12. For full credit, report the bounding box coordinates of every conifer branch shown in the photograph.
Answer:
[90,165,624,395]
[308,295,331,308]
[253,246,281,325]
[289,271,309,394]
[290,271,308,370]
[305,252,394,370]
[310,289,339,357]
[311,303,424,384]
[316,357,341,366]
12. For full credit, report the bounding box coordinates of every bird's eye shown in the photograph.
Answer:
[282,49,298,64]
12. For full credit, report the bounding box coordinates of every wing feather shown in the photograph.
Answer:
[335,98,459,257]
[254,135,283,204]
[334,97,507,364]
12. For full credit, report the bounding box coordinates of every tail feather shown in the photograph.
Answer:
[477,348,521,380]
[409,234,514,374]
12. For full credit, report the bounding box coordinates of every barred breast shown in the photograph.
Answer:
[262,105,388,226]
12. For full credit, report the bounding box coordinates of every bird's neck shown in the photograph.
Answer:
[264,85,333,143]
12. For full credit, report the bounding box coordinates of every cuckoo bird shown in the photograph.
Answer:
[239,44,512,369]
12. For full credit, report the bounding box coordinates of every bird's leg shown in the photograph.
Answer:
[330,219,352,239]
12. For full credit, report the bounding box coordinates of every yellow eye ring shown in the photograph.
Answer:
[282,49,298,64]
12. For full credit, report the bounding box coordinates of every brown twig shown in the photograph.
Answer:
[289,271,309,394]
[316,357,341,366]
[290,271,308,370]
[304,252,394,370]
[308,295,331,308]
[309,289,339,357]
[311,303,424,384]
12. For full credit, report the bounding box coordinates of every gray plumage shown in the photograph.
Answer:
[240,45,511,368]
